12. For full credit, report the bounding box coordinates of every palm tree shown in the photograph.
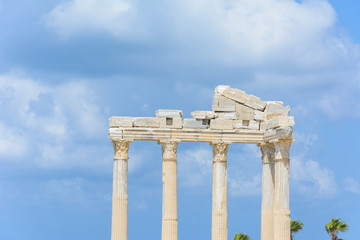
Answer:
[290,219,304,240]
[325,218,349,240]
[233,232,252,240]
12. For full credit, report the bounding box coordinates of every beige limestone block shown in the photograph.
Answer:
[235,103,255,120]
[233,120,259,130]
[156,109,183,118]
[267,116,295,129]
[265,102,290,120]
[183,119,209,129]
[221,88,248,104]
[245,95,267,111]
[213,95,236,112]
[214,85,230,94]
[254,110,265,121]
[160,118,183,129]
[210,119,234,130]
[191,111,216,119]
[134,117,160,128]
[109,117,133,128]
[215,112,239,120]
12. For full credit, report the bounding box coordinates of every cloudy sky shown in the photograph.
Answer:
[0,0,359,239]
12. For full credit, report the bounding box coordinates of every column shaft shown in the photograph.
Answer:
[111,140,131,240]
[260,144,275,240]
[211,143,229,240]
[160,141,179,240]
[273,140,292,240]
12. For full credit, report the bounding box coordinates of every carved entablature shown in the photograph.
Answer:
[109,85,295,145]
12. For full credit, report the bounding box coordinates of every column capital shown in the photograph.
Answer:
[159,141,179,161]
[210,142,229,163]
[112,139,132,160]
[259,143,275,164]
[274,140,292,161]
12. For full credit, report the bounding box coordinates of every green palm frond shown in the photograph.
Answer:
[325,218,349,240]
[233,232,252,240]
[291,219,304,233]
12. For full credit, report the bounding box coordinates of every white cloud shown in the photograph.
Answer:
[229,173,261,196]
[291,155,338,196]
[43,0,139,39]
[344,177,360,194]
[0,72,108,169]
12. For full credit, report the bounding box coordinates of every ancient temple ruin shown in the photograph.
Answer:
[108,85,295,240]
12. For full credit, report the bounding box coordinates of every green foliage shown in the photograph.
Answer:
[233,232,252,240]
[325,218,349,240]
[290,219,304,240]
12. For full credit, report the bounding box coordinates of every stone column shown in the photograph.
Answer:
[273,140,292,240]
[211,142,229,240]
[259,143,275,240]
[111,140,131,240]
[160,141,179,240]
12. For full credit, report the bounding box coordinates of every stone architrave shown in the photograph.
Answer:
[260,143,275,240]
[108,85,295,240]
[111,140,131,240]
[211,142,229,240]
[273,140,292,240]
[160,141,179,240]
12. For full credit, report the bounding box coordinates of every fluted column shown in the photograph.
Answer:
[160,141,179,240]
[273,140,292,240]
[211,142,229,240]
[259,143,275,240]
[111,140,131,240]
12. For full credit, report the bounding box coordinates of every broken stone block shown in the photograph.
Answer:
[183,119,209,129]
[109,117,133,128]
[265,102,290,120]
[160,117,183,129]
[233,120,260,130]
[215,112,239,120]
[134,117,160,128]
[236,103,255,120]
[254,110,265,121]
[221,88,248,104]
[214,85,230,94]
[245,95,267,111]
[191,111,216,119]
[213,94,236,112]
[259,121,267,131]
[267,116,295,129]
[210,119,233,130]
[155,109,183,118]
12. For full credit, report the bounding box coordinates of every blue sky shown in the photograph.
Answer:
[0,0,359,239]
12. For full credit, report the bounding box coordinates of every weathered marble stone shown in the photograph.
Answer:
[216,112,239,120]
[236,103,255,120]
[210,119,234,130]
[191,111,216,119]
[183,119,209,129]
[213,95,236,112]
[221,88,248,104]
[254,110,265,121]
[156,109,183,118]
[134,117,160,128]
[267,116,295,129]
[214,85,230,94]
[233,120,260,130]
[109,117,133,128]
[245,95,267,111]
[160,117,183,129]
[265,102,290,120]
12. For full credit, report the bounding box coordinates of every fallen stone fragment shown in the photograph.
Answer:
[213,94,236,112]
[245,95,267,111]
[221,88,248,104]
